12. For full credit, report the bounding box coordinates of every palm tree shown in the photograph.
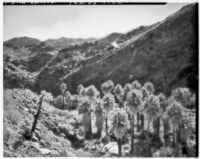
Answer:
[63,91,72,109]
[157,93,169,139]
[139,82,155,132]
[144,94,160,133]
[60,83,67,109]
[171,88,191,108]
[131,80,142,90]
[139,86,149,131]
[102,93,115,136]
[143,82,155,95]
[151,93,168,136]
[85,85,100,109]
[189,93,196,109]
[84,85,100,139]
[95,100,104,139]
[166,100,184,156]
[125,89,143,155]
[132,80,142,131]
[113,84,124,107]
[78,97,92,139]
[85,85,100,99]
[123,83,132,100]
[101,80,114,95]
[77,84,84,95]
[110,108,130,157]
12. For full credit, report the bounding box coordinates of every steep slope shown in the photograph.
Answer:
[35,35,123,95]
[61,4,197,95]
[34,4,197,96]
[3,89,86,157]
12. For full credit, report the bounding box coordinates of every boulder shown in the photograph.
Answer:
[34,130,41,140]
[30,142,51,155]
[103,142,118,155]
[66,150,76,157]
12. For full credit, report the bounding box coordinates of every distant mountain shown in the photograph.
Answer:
[35,4,197,96]
[3,37,56,75]
[4,36,41,48]
[44,37,97,50]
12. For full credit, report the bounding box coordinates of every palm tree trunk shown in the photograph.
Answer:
[131,115,134,155]
[175,129,179,156]
[84,112,92,140]
[62,94,65,109]
[147,121,150,132]
[97,128,102,139]
[118,138,122,157]
[105,116,108,136]
[89,112,92,140]
[163,118,169,144]
[173,129,176,148]
[141,114,144,131]
[153,117,160,136]
[157,117,160,135]
[136,112,140,132]
[175,125,181,156]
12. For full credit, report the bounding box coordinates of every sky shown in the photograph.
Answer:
[3,3,187,41]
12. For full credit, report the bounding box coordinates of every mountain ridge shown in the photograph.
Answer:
[3,4,197,97]
[59,3,197,95]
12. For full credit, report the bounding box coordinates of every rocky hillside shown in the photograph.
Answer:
[35,32,125,95]
[5,88,140,157]
[3,88,97,157]
[35,4,197,96]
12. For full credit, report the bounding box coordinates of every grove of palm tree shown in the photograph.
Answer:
[51,80,196,157]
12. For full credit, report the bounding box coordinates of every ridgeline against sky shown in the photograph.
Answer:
[4,3,185,41]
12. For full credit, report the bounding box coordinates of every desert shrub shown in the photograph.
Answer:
[153,146,175,157]
[41,90,53,103]
[6,109,22,125]
[69,95,79,110]
[3,126,11,143]
[53,95,63,109]
[27,146,41,157]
